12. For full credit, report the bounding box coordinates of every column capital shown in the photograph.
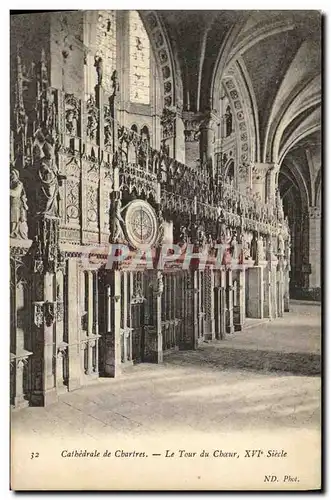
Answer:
[182,111,203,142]
[199,110,219,129]
[251,162,276,181]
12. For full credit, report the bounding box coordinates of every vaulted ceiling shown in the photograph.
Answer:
[156,10,322,208]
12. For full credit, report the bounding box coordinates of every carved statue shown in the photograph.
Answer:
[111,70,120,95]
[36,157,60,217]
[153,271,164,296]
[238,231,248,262]
[33,129,47,161]
[104,120,112,148]
[10,168,28,239]
[250,232,258,264]
[86,96,98,142]
[266,235,278,262]
[94,54,103,86]
[45,89,57,136]
[277,230,285,256]
[285,234,291,269]
[197,225,207,248]
[179,225,189,245]
[65,108,78,136]
[275,188,284,221]
[109,198,125,243]
[230,230,238,260]
[257,234,265,263]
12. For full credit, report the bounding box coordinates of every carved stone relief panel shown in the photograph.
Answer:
[86,185,98,228]
[64,93,81,137]
[85,95,99,143]
[65,180,80,226]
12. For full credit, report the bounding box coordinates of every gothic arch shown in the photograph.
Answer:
[224,158,235,179]
[139,11,183,110]
[280,157,310,208]
[315,168,321,207]
[217,62,258,180]
[263,39,321,163]
[278,109,321,165]
[269,83,321,164]
[210,14,249,110]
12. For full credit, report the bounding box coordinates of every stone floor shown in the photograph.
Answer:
[179,300,321,375]
[12,302,321,439]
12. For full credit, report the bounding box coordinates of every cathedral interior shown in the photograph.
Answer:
[10,10,321,409]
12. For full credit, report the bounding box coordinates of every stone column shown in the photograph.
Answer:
[250,163,271,202]
[204,269,216,340]
[193,270,199,348]
[276,230,285,317]
[277,259,285,317]
[175,110,186,164]
[267,235,278,318]
[67,259,81,391]
[31,271,58,406]
[55,270,67,392]
[246,266,264,319]
[199,112,217,177]
[145,270,163,363]
[226,268,235,333]
[183,111,201,167]
[104,270,122,376]
[284,237,291,312]
[234,265,246,330]
[160,107,176,158]
[13,358,27,408]
[95,84,104,150]
[308,206,321,290]
[215,268,227,339]
[264,264,272,319]
[265,163,280,204]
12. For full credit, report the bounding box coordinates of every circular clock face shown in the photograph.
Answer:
[124,200,158,249]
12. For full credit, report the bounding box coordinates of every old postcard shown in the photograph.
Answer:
[10,9,322,491]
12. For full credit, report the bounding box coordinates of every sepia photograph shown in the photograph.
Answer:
[9,8,322,491]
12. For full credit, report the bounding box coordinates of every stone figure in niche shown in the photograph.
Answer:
[275,189,284,221]
[65,108,78,136]
[36,157,60,217]
[45,89,57,137]
[179,225,189,245]
[104,116,112,148]
[225,105,233,137]
[242,232,251,260]
[109,198,125,243]
[277,230,285,257]
[153,271,164,297]
[257,233,265,263]
[230,230,238,260]
[33,129,47,161]
[111,70,120,96]
[250,232,258,264]
[108,70,120,119]
[34,136,63,217]
[285,234,291,269]
[86,96,98,142]
[197,225,207,248]
[94,54,103,86]
[10,168,28,239]
[44,301,55,327]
